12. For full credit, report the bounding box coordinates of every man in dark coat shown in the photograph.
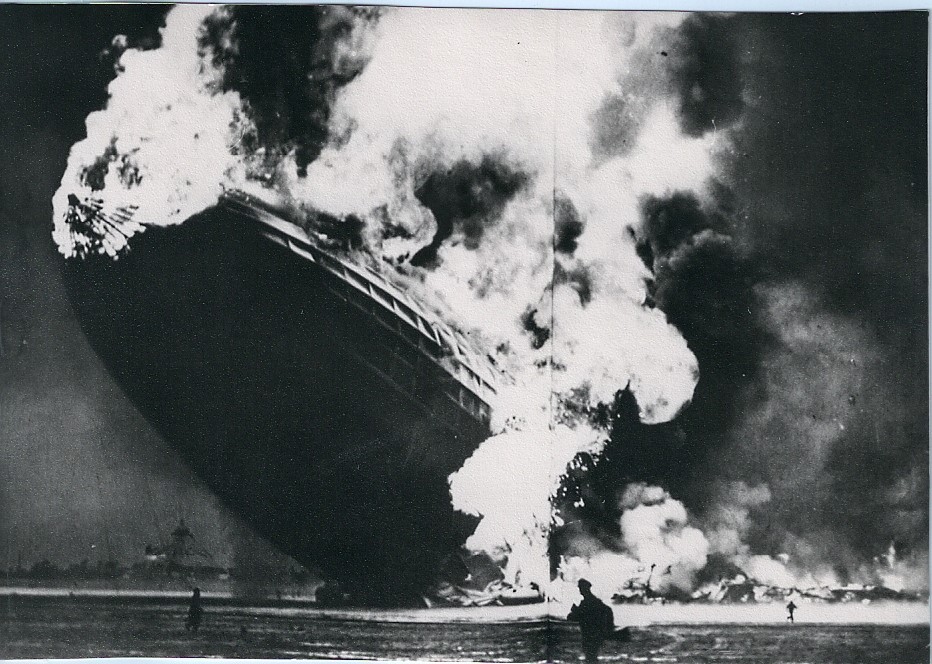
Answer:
[568,579,614,663]
[186,587,204,633]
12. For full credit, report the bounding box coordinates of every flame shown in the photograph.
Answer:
[52,6,247,258]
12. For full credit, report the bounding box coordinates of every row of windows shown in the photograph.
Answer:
[452,384,492,424]
[247,203,498,415]
[364,335,491,425]
[309,243,497,399]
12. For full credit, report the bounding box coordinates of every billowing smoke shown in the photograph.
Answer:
[51,6,244,257]
[666,15,745,137]
[411,156,531,267]
[556,12,928,595]
[51,7,927,598]
[726,14,928,592]
[556,479,714,603]
[200,6,380,175]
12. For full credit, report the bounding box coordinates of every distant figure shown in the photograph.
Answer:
[568,579,614,663]
[186,587,204,633]
[786,600,797,623]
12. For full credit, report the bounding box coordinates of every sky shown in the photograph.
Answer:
[0,6,264,568]
[0,5,927,591]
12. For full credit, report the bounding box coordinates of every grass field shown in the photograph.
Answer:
[1,592,927,662]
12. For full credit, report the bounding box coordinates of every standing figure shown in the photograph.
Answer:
[786,600,797,623]
[186,587,204,633]
[568,579,614,663]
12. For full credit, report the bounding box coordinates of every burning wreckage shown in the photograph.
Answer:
[607,562,925,606]
[59,187,529,604]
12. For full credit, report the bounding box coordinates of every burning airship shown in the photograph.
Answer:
[60,187,501,602]
[49,4,713,606]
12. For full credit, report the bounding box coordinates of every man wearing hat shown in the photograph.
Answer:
[568,579,614,662]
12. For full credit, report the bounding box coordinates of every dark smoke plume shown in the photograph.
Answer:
[554,195,585,255]
[521,305,551,350]
[726,13,928,567]
[411,155,530,267]
[667,14,745,137]
[630,192,767,502]
[559,12,928,587]
[550,186,766,556]
[554,189,769,536]
[588,13,745,170]
[200,6,378,176]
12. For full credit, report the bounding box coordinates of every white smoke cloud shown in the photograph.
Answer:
[448,417,605,588]
[556,483,709,601]
[618,483,710,589]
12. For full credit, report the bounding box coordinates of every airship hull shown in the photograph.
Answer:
[62,202,491,602]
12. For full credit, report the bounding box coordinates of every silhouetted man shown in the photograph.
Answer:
[568,579,614,663]
[786,600,797,623]
[186,587,204,633]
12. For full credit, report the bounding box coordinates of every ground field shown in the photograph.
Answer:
[0,593,927,662]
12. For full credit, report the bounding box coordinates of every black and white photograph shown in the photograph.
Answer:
[0,5,928,662]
